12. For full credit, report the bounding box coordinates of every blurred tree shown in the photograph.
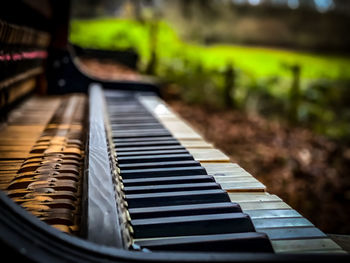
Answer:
[71,0,124,17]
[180,0,193,19]
[333,0,350,14]
[130,0,143,21]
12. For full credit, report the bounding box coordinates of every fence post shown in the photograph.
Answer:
[146,20,158,75]
[224,62,235,108]
[289,64,301,123]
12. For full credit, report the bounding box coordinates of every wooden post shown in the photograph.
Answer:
[145,20,158,75]
[223,62,235,108]
[289,64,301,123]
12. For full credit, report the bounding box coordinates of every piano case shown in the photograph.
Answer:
[0,0,348,262]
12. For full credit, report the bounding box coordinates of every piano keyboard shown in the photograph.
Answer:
[122,89,346,254]
[0,86,346,254]
[104,89,273,252]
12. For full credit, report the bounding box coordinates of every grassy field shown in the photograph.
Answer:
[70,18,350,80]
[70,18,350,139]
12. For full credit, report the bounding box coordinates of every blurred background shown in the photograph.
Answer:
[69,0,350,234]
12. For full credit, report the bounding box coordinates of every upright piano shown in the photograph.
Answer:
[0,1,348,262]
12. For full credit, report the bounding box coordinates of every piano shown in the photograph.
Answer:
[0,1,348,262]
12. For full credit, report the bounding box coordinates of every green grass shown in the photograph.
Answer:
[69,18,350,140]
[69,18,350,81]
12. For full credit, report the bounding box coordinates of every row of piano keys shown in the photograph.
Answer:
[135,94,346,254]
[104,90,273,252]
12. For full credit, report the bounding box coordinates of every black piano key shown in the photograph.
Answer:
[112,126,165,132]
[108,110,152,114]
[134,232,274,252]
[108,106,148,110]
[117,149,189,157]
[113,131,172,138]
[129,202,242,219]
[113,140,180,148]
[116,145,187,152]
[124,182,221,194]
[113,128,168,133]
[120,166,206,178]
[108,110,152,112]
[108,104,146,106]
[109,120,157,124]
[109,119,159,123]
[119,160,201,170]
[108,110,153,113]
[108,109,153,113]
[117,154,194,164]
[109,117,156,123]
[113,136,175,143]
[108,111,151,114]
[108,110,152,113]
[131,213,255,239]
[111,123,163,129]
[108,105,148,109]
[109,115,154,120]
[122,175,215,186]
[125,189,230,208]
[107,103,144,107]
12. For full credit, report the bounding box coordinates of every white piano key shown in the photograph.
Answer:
[262,227,327,240]
[239,201,291,210]
[271,238,344,253]
[189,149,230,162]
[229,193,281,202]
[245,209,302,219]
[253,217,314,229]
[216,176,260,183]
[179,139,213,149]
[221,182,266,192]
